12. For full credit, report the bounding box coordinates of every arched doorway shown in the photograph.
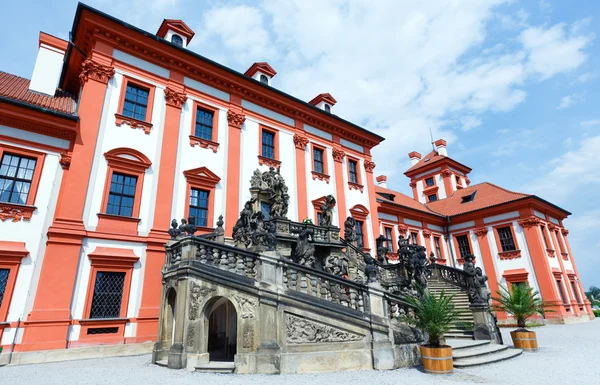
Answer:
[207,298,237,361]
[166,289,176,345]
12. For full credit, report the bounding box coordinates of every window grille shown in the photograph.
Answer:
[0,269,9,308]
[317,212,323,226]
[89,272,126,319]
[87,327,119,335]
[348,160,358,184]
[0,153,36,204]
[122,84,149,121]
[425,177,434,187]
[194,107,214,141]
[313,148,325,174]
[262,131,275,159]
[189,188,209,227]
[384,227,393,250]
[497,227,516,252]
[456,235,471,258]
[106,173,137,217]
[428,194,437,202]
[355,221,364,248]
[410,232,418,245]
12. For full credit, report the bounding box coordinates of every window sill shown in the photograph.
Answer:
[189,135,219,153]
[79,318,129,325]
[96,213,141,236]
[498,250,521,260]
[0,203,36,222]
[0,322,10,329]
[561,252,569,261]
[258,155,281,168]
[348,182,364,193]
[311,171,330,183]
[546,248,556,258]
[115,113,153,134]
[423,185,439,194]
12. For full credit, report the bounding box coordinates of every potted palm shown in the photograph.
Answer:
[493,284,550,351]
[403,289,458,374]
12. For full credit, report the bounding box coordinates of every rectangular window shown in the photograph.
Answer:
[456,235,471,258]
[260,201,270,220]
[384,227,394,251]
[106,172,137,217]
[348,160,358,184]
[434,237,442,258]
[497,226,517,252]
[122,84,149,121]
[194,107,214,141]
[455,175,461,184]
[410,232,418,245]
[355,220,364,248]
[89,272,126,319]
[262,130,276,159]
[541,226,550,248]
[428,194,438,202]
[317,212,323,226]
[425,177,434,187]
[571,281,581,303]
[511,281,528,290]
[189,188,209,227]
[556,232,565,253]
[556,279,568,306]
[0,269,10,308]
[313,148,325,174]
[0,153,37,204]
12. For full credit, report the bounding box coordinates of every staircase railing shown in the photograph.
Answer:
[429,262,470,290]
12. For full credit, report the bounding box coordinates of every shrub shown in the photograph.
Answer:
[492,285,553,330]
[593,309,600,318]
[402,289,459,347]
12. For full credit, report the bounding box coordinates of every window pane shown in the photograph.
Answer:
[0,153,36,204]
[106,172,137,217]
[497,227,516,252]
[0,269,10,308]
[189,188,209,227]
[456,235,471,258]
[89,272,126,319]
[195,108,214,140]
[355,221,364,248]
[349,161,358,184]
[122,83,149,121]
[262,131,275,159]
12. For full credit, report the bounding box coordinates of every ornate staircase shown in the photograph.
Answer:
[428,278,475,339]
[448,339,522,367]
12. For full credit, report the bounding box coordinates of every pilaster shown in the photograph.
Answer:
[224,101,245,236]
[332,146,347,227]
[293,128,309,221]
[473,225,503,319]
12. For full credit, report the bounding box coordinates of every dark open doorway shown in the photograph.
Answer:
[207,299,237,361]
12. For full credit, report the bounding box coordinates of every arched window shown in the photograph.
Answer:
[171,35,183,47]
[324,104,331,113]
[260,74,269,84]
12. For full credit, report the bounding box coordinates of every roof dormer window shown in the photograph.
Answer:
[171,35,183,47]
[324,104,331,113]
[260,74,269,84]
[461,191,476,203]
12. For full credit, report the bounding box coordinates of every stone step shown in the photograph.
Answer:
[453,343,508,359]
[446,339,490,350]
[445,332,475,339]
[195,361,235,373]
[453,348,523,368]
[447,329,474,335]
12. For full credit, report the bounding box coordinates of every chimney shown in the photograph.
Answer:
[408,151,422,166]
[29,32,68,96]
[244,62,277,86]
[376,175,387,188]
[434,139,447,157]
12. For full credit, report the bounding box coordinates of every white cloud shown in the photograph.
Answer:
[576,72,597,83]
[580,120,600,128]
[460,116,482,131]
[521,23,592,80]
[557,93,584,110]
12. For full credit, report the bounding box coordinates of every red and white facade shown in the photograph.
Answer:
[0,3,592,359]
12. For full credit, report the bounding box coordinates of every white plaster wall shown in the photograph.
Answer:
[435,173,447,199]
[83,71,166,234]
[0,146,63,344]
[29,45,64,96]
[344,158,375,247]
[416,180,425,203]
[305,141,336,224]
[172,97,228,225]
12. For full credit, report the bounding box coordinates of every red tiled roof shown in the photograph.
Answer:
[0,71,77,115]
[425,182,531,216]
[375,185,439,215]
[405,150,445,173]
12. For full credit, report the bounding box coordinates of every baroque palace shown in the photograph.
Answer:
[0,3,593,362]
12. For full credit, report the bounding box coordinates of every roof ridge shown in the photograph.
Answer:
[480,181,530,196]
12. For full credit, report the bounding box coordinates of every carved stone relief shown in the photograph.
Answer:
[187,325,195,347]
[242,324,254,348]
[188,282,215,320]
[233,294,257,319]
[285,313,363,344]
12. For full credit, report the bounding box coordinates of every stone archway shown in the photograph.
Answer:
[166,288,177,345]
[205,297,238,362]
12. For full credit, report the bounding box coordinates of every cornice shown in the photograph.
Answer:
[227,110,245,129]
[293,133,309,150]
[79,58,115,84]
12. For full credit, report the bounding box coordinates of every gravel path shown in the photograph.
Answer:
[4,319,598,385]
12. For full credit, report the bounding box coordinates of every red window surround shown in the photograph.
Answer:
[311,196,332,225]
[502,268,529,289]
[492,224,521,260]
[452,232,475,265]
[0,241,28,343]
[189,100,220,153]
[310,143,330,183]
[350,204,370,250]
[0,144,46,223]
[433,235,447,264]
[97,148,152,236]
[77,247,139,346]
[347,156,363,192]
[183,166,221,232]
[114,75,156,134]
[258,125,281,168]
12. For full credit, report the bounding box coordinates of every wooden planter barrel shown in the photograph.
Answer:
[420,345,453,374]
[510,330,538,351]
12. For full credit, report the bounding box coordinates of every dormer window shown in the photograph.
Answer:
[324,104,331,113]
[171,35,183,47]
[260,74,269,84]
[461,191,476,203]
[425,177,434,187]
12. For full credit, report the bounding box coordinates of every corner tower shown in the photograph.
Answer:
[404,139,472,203]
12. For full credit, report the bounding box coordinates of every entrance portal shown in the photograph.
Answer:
[207,299,237,361]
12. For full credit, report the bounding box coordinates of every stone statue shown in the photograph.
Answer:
[376,235,389,263]
[179,217,198,236]
[364,253,378,283]
[249,212,277,251]
[250,169,264,189]
[474,267,491,303]
[411,245,429,290]
[463,254,489,305]
[233,198,257,247]
[325,254,350,278]
[319,195,336,227]
[291,228,316,267]
[168,219,183,239]
[344,217,356,243]
[215,215,224,234]
[268,167,289,218]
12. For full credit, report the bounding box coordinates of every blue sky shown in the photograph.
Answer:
[1,0,599,289]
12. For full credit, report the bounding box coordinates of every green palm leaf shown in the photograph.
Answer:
[492,284,553,329]
[402,289,459,347]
